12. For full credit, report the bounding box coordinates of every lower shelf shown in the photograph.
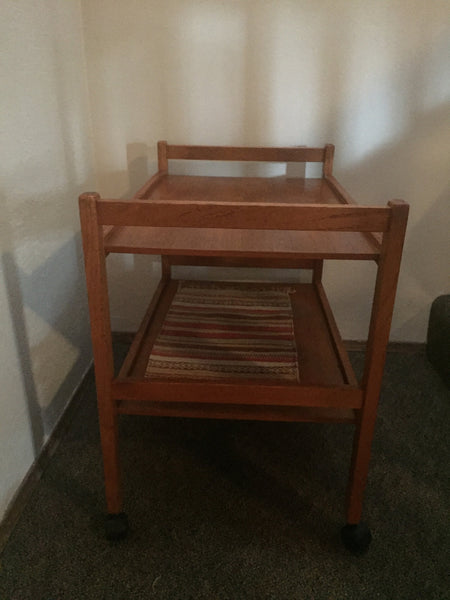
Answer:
[111,278,361,423]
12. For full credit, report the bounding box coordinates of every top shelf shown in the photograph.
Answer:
[140,175,340,204]
[102,173,381,260]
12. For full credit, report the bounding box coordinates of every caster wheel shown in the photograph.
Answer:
[341,522,372,555]
[105,512,129,541]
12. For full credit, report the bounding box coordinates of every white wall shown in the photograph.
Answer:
[0,2,95,520]
[81,0,450,341]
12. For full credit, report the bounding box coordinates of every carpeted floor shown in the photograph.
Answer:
[0,345,449,599]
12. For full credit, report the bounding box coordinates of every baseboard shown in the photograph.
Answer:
[0,360,93,555]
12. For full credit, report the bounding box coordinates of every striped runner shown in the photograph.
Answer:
[145,281,299,382]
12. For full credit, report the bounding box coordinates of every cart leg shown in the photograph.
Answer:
[340,200,409,553]
[98,405,129,540]
[341,416,376,554]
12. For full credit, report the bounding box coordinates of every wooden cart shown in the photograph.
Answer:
[79,142,408,553]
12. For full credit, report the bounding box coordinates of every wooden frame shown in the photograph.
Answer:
[79,142,408,549]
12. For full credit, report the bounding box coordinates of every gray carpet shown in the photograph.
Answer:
[0,346,449,599]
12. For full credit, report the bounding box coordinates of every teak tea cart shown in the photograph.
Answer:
[79,142,408,553]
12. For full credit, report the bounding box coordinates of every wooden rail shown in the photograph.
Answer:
[96,200,392,232]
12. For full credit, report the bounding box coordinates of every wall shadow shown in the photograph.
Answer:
[1,216,44,456]
[1,193,93,457]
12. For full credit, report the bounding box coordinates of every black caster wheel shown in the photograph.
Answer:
[105,512,129,541]
[341,522,372,555]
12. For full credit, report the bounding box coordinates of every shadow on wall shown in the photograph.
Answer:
[1,227,43,456]
[1,194,92,457]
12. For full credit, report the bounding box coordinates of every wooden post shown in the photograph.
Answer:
[79,192,123,514]
[161,255,172,281]
[157,140,168,172]
[323,144,335,177]
[312,260,324,284]
[346,200,409,523]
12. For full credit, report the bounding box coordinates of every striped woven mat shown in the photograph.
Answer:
[145,281,299,382]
